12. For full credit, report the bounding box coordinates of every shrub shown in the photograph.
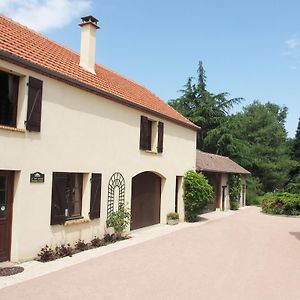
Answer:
[106,206,131,236]
[261,192,300,215]
[74,239,89,251]
[183,170,214,222]
[229,174,241,210]
[55,243,73,258]
[37,245,56,262]
[90,236,105,247]
[167,212,179,220]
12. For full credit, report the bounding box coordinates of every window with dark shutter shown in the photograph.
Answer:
[157,121,164,153]
[50,172,83,225]
[51,173,67,225]
[140,115,149,150]
[26,76,43,132]
[89,173,102,219]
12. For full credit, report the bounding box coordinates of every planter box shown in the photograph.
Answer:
[167,219,179,225]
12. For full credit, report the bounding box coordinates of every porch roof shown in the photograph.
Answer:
[196,151,251,175]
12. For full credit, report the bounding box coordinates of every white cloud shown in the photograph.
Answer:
[0,0,92,32]
[285,37,300,49]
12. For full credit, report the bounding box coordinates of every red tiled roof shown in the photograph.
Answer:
[0,15,197,129]
[196,151,250,174]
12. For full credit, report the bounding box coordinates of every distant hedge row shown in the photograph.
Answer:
[261,193,300,216]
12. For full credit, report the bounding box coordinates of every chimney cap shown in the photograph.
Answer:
[79,15,99,29]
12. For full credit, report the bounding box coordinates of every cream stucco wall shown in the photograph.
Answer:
[220,174,230,210]
[0,60,197,262]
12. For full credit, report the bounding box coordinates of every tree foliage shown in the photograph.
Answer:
[170,61,297,194]
[168,61,242,149]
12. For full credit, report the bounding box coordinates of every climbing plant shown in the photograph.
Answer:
[229,174,241,210]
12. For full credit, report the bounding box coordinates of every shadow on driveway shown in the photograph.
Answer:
[290,232,300,241]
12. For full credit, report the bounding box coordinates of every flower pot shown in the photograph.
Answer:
[167,219,179,225]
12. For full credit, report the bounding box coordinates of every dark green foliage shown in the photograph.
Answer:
[292,118,300,161]
[183,170,214,222]
[246,176,263,205]
[205,101,292,191]
[286,118,300,193]
[228,174,241,210]
[261,193,300,215]
[168,61,242,149]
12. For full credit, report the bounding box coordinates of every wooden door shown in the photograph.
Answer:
[131,172,161,230]
[0,171,14,262]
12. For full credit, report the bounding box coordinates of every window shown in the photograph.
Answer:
[50,172,83,225]
[0,71,43,131]
[0,71,19,127]
[139,115,164,153]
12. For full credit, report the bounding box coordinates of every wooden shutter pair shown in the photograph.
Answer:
[26,76,43,132]
[139,116,164,153]
[50,173,102,225]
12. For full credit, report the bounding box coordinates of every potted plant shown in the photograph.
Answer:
[167,212,179,225]
[106,206,131,238]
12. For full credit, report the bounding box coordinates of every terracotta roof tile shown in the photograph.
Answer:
[196,151,250,174]
[0,14,197,129]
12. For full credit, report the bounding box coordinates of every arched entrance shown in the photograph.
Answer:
[131,171,161,230]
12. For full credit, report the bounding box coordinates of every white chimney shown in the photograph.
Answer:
[79,16,99,74]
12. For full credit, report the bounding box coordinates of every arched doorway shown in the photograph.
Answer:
[131,171,161,230]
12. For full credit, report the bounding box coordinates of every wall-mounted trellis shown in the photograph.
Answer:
[107,172,125,216]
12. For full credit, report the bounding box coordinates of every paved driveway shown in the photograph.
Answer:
[1,207,300,300]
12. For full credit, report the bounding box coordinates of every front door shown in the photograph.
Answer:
[0,171,14,262]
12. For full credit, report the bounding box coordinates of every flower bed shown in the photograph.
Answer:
[261,193,300,215]
[37,234,129,262]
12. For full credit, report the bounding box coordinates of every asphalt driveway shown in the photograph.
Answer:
[0,206,300,300]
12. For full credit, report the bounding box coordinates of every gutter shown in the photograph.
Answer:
[0,50,199,131]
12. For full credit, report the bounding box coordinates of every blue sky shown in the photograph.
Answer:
[1,0,299,137]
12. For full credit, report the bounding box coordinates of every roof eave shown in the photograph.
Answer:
[198,168,251,175]
[0,50,199,131]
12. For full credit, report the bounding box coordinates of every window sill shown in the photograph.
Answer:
[64,218,90,226]
[0,125,26,133]
[145,150,158,154]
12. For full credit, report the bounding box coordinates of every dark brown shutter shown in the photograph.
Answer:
[89,173,102,219]
[157,121,164,153]
[26,76,43,132]
[50,173,67,225]
[140,116,149,150]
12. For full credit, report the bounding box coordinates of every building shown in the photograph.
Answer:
[196,151,250,211]
[0,15,198,262]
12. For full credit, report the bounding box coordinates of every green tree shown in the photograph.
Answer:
[286,118,300,193]
[168,61,242,149]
